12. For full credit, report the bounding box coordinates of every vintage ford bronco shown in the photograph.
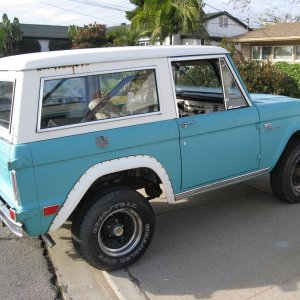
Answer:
[0,46,300,270]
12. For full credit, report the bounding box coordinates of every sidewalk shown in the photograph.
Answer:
[49,175,300,300]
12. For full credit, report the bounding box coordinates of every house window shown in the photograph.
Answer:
[219,17,228,28]
[262,46,272,60]
[296,46,300,60]
[274,46,293,60]
[139,41,149,46]
[252,45,293,61]
[219,17,223,27]
[224,18,228,28]
[252,46,261,59]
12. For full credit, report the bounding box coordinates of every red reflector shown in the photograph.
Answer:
[43,205,60,216]
[9,208,16,220]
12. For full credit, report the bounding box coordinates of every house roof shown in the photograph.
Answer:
[232,22,300,42]
[0,45,228,71]
[20,24,68,40]
[205,11,249,30]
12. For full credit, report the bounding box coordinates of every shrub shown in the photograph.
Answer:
[49,39,71,51]
[234,55,300,98]
[18,38,41,54]
[275,62,300,96]
[72,22,107,49]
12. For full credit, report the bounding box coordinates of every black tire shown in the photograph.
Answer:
[71,187,155,270]
[270,139,300,203]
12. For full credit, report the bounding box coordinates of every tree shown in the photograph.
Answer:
[219,37,236,57]
[228,0,300,7]
[130,0,207,45]
[126,0,145,20]
[227,0,300,26]
[67,25,79,41]
[106,25,138,46]
[71,22,107,49]
[0,14,22,56]
[259,7,300,24]
[0,29,5,55]
[18,39,41,54]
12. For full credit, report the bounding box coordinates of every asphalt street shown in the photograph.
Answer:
[0,226,59,300]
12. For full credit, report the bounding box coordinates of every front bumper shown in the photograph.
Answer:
[0,200,23,237]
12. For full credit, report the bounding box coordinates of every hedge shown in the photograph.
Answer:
[234,56,300,98]
[275,62,300,97]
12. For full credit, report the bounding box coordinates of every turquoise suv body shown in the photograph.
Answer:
[1,46,300,270]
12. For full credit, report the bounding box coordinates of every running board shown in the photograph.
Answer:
[175,168,269,201]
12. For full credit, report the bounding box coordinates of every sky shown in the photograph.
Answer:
[0,0,300,28]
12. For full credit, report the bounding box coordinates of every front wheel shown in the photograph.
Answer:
[270,140,300,203]
[72,187,154,270]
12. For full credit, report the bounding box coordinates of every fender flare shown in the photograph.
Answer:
[49,155,175,231]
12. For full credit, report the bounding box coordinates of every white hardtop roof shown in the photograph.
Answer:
[0,45,228,71]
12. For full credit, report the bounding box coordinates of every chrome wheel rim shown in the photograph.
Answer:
[98,208,143,257]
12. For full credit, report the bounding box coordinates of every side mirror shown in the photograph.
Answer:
[178,66,187,72]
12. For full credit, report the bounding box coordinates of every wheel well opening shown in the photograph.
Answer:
[84,167,163,201]
[291,131,300,141]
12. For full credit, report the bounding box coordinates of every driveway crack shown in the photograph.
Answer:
[124,268,150,300]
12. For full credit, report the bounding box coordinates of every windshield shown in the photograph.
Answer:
[0,81,14,130]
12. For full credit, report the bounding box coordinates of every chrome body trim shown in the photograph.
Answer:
[175,168,270,201]
[0,201,23,237]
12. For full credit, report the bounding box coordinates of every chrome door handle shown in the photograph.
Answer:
[180,121,196,128]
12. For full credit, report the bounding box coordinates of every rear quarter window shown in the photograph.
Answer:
[0,81,14,130]
[40,68,160,130]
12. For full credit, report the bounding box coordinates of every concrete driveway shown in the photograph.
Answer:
[49,175,300,300]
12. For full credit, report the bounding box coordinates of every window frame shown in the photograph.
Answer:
[252,46,262,60]
[0,76,16,136]
[223,17,229,28]
[37,66,162,132]
[252,45,295,62]
[296,45,300,61]
[219,17,224,27]
[273,45,293,62]
[168,55,252,118]
[252,46,273,60]
[219,58,248,110]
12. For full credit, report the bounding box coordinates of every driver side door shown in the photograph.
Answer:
[171,56,260,190]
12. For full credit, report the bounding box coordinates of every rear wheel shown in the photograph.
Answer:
[270,140,300,203]
[72,187,154,270]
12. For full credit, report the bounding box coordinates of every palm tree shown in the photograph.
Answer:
[0,14,22,56]
[130,0,207,45]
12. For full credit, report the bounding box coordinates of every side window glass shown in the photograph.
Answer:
[172,59,225,117]
[220,59,248,109]
[40,69,160,129]
[171,58,248,118]
[0,81,14,130]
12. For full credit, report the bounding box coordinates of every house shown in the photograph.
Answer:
[20,24,69,52]
[138,11,250,46]
[180,11,250,46]
[232,22,300,63]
